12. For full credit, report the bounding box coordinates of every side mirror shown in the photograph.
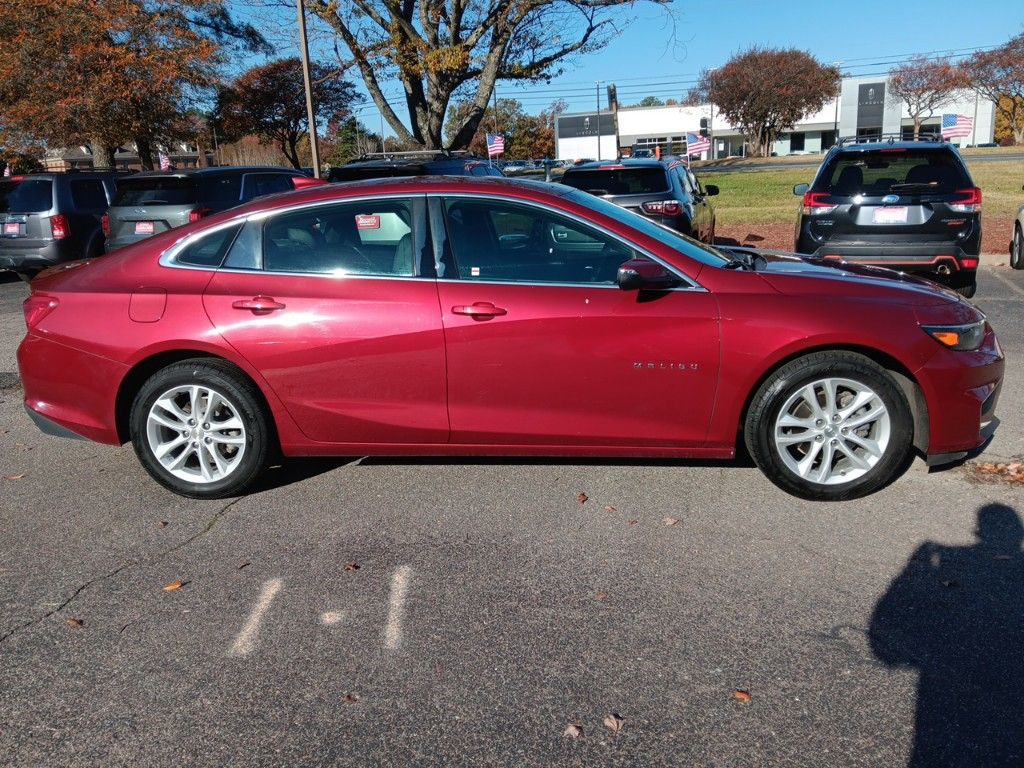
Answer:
[704,184,719,196]
[793,183,809,196]
[617,258,681,291]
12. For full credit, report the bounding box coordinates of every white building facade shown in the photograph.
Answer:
[555,74,997,161]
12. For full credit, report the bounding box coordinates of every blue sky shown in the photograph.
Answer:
[236,0,1022,137]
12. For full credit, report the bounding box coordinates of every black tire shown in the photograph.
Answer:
[955,281,977,299]
[130,359,272,499]
[1012,224,1024,270]
[744,351,914,501]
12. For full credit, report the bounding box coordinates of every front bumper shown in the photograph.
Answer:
[17,332,127,445]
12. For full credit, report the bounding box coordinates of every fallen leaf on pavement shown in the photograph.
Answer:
[734,690,752,703]
[344,562,361,572]
[2,473,26,481]
[343,693,359,704]
[628,519,638,526]
[595,591,609,601]
[65,618,84,627]
[604,505,617,513]
[237,561,251,570]
[603,713,624,733]
[563,723,583,739]
[162,580,189,592]
[158,520,168,528]
[663,516,679,526]
[577,492,589,504]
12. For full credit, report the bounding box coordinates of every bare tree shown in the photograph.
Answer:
[298,0,668,150]
[967,33,1024,146]
[888,56,965,139]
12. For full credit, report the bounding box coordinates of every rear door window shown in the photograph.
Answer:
[0,181,20,213]
[70,179,109,210]
[816,150,972,196]
[559,167,669,195]
[6,179,53,213]
[113,177,197,206]
[245,173,294,199]
[176,224,241,268]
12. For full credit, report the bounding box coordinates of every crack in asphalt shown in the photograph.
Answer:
[0,496,245,645]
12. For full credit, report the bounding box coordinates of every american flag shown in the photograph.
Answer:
[941,114,973,140]
[158,152,171,170]
[685,132,711,156]
[486,133,505,157]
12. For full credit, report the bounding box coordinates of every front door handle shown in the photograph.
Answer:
[232,296,286,314]
[452,302,507,319]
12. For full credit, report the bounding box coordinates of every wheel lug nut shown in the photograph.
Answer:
[182,430,189,437]
[188,419,196,426]
[832,414,840,422]
[203,423,210,430]
[815,419,824,427]
[815,434,824,442]
[830,438,838,445]
[841,427,848,434]
[204,436,212,444]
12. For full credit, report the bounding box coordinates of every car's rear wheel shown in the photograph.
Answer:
[744,352,913,501]
[130,359,271,499]
[1012,224,1024,270]
[954,281,977,298]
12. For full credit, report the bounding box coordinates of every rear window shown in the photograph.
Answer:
[200,175,242,207]
[5,179,53,213]
[0,181,20,213]
[816,150,972,196]
[113,177,197,206]
[559,167,670,195]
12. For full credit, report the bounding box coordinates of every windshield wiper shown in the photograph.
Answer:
[888,182,941,192]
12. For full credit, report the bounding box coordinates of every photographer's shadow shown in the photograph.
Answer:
[870,503,1024,767]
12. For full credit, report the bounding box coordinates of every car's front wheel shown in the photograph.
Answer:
[745,352,914,501]
[130,359,271,498]
[1012,224,1024,270]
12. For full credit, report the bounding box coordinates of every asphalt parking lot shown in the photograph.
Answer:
[1,267,1023,767]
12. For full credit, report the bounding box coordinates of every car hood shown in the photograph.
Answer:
[733,248,963,306]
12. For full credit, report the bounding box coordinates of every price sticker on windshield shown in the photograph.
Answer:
[355,214,380,230]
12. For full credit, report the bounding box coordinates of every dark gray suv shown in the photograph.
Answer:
[104,167,309,251]
[0,171,120,278]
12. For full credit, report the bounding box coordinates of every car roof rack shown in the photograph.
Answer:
[836,133,943,147]
[351,149,479,162]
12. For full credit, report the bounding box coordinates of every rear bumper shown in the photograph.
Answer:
[17,332,126,445]
[917,327,1003,457]
[0,241,76,271]
[805,243,978,286]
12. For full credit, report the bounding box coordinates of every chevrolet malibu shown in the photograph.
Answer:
[17,177,1003,501]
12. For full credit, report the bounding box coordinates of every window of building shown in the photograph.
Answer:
[789,132,806,152]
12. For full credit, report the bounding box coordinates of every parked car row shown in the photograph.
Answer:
[0,166,319,279]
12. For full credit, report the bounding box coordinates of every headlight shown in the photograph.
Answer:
[921,320,986,351]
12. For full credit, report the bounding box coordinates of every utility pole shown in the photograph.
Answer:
[595,81,602,161]
[379,112,385,153]
[296,0,321,177]
[971,89,980,146]
[490,85,499,167]
[831,61,844,148]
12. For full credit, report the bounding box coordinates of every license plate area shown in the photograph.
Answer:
[3,222,22,236]
[134,221,155,235]
[872,206,908,224]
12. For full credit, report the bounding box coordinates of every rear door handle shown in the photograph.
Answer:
[232,296,286,313]
[452,302,507,319]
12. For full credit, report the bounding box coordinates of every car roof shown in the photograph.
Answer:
[566,158,681,171]
[126,166,299,179]
[831,140,956,153]
[336,156,488,170]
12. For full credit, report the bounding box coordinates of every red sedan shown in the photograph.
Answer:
[17,177,1003,501]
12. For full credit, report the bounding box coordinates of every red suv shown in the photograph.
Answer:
[17,177,1002,501]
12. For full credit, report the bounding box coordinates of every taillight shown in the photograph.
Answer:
[291,176,328,190]
[802,191,837,216]
[23,294,59,329]
[101,213,110,237]
[189,207,212,223]
[949,187,981,214]
[641,200,684,217]
[49,214,69,240]
[960,257,979,269]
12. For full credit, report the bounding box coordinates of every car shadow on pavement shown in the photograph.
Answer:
[869,502,1024,767]
[0,270,23,284]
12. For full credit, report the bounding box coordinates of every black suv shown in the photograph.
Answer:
[328,152,504,182]
[793,137,982,297]
[104,167,311,252]
[0,171,120,277]
[558,158,718,243]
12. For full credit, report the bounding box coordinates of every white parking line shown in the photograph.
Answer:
[383,565,412,650]
[989,269,1024,298]
[229,578,283,657]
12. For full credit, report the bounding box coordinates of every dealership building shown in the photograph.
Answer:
[555,74,997,161]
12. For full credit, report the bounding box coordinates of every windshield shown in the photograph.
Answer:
[5,179,53,213]
[560,167,669,195]
[816,150,972,196]
[562,187,732,268]
[113,177,197,206]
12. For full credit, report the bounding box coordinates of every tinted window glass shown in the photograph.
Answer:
[559,167,669,195]
[817,150,972,195]
[248,174,293,199]
[176,224,240,268]
[6,179,53,213]
[71,179,108,209]
[443,198,636,284]
[113,177,197,206]
[562,187,731,268]
[263,199,416,276]
[200,175,243,207]
[223,220,261,270]
[0,181,19,213]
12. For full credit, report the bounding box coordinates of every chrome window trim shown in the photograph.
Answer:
[157,189,707,292]
[430,192,706,292]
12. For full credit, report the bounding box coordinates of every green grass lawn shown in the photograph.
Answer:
[705,159,1024,225]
